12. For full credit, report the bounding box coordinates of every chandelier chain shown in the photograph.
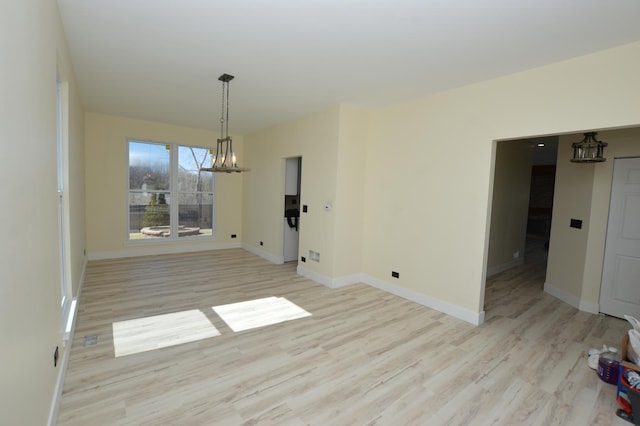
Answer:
[225,80,230,139]
[220,81,225,140]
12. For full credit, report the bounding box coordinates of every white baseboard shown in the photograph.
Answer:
[48,255,88,426]
[242,243,284,264]
[486,257,525,277]
[580,300,600,315]
[544,282,599,314]
[331,273,363,288]
[89,242,242,261]
[544,282,579,309]
[296,265,331,286]
[296,265,361,288]
[295,266,484,325]
[362,274,485,326]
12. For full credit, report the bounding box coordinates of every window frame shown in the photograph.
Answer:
[126,139,215,243]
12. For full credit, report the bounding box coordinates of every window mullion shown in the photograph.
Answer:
[170,144,179,239]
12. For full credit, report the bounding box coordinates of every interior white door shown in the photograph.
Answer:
[600,157,640,319]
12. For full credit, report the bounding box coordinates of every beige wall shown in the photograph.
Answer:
[242,105,367,281]
[547,128,640,309]
[243,106,341,274]
[546,138,595,300]
[487,140,532,272]
[85,113,243,258]
[0,0,85,424]
[242,41,640,320]
[332,105,368,278]
[362,41,640,317]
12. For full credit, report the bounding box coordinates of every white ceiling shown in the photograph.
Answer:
[57,0,640,135]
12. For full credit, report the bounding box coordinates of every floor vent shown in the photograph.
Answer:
[84,334,98,346]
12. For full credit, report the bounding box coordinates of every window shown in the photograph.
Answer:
[128,140,214,241]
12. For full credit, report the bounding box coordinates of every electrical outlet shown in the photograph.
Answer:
[260,241,264,246]
[302,205,308,213]
[54,346,59,367]
[301,256,306,262]
[392,271,400,278]
[231,234,237,238]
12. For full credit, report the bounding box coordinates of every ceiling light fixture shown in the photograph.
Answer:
[201,74,248,173]
[571,132,607,163]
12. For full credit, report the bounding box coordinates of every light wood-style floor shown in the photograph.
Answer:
[57,245,630,425]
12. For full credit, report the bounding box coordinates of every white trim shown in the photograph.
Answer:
[579,300,600,315]
[48,255,87,426]
[295,266,362,288]
[486,257,525,277]
[89,242,241,261]
[296,265,332,286]
[242,243,284,264]
[294,266,484,325]
[330,274,362,288]
[543,282,600,314]
[361,274,485,326]
[544,282,580,309]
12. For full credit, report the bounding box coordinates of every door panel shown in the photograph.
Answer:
[600,158,640,318]
[622,194,640,238]
[612,256,640,303]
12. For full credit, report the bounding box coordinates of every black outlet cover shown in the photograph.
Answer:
[301,256,306,262]
[570,219,583,229]
[260,241,264,246]
[392,271,400,278]
[302,205,308,213]
[54,346,59,367]
[231,234,237,238]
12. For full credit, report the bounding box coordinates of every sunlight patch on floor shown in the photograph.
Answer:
[112,309,220,357]
[213,296,311,332]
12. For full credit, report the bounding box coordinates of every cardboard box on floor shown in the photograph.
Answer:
[618,332,640,410]
[622,333,640,370]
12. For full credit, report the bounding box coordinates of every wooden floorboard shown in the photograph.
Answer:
[57,246,630,425]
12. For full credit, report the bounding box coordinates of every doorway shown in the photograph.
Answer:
[284,157,301,262]
[486,137,557,277]
[484,137,557,316]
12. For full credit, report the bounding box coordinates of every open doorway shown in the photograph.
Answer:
[284,157,301,262]
[524,137,558,268]
[484,136,557,314]
[486,137,558,275]
[485,128,640,321]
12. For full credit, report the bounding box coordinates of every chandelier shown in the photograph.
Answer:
[570,132,607,163]
[201,74,249,173]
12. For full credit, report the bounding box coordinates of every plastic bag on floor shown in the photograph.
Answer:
[624,315,640,365]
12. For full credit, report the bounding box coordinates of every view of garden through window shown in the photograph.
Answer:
[128,140,214,240]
